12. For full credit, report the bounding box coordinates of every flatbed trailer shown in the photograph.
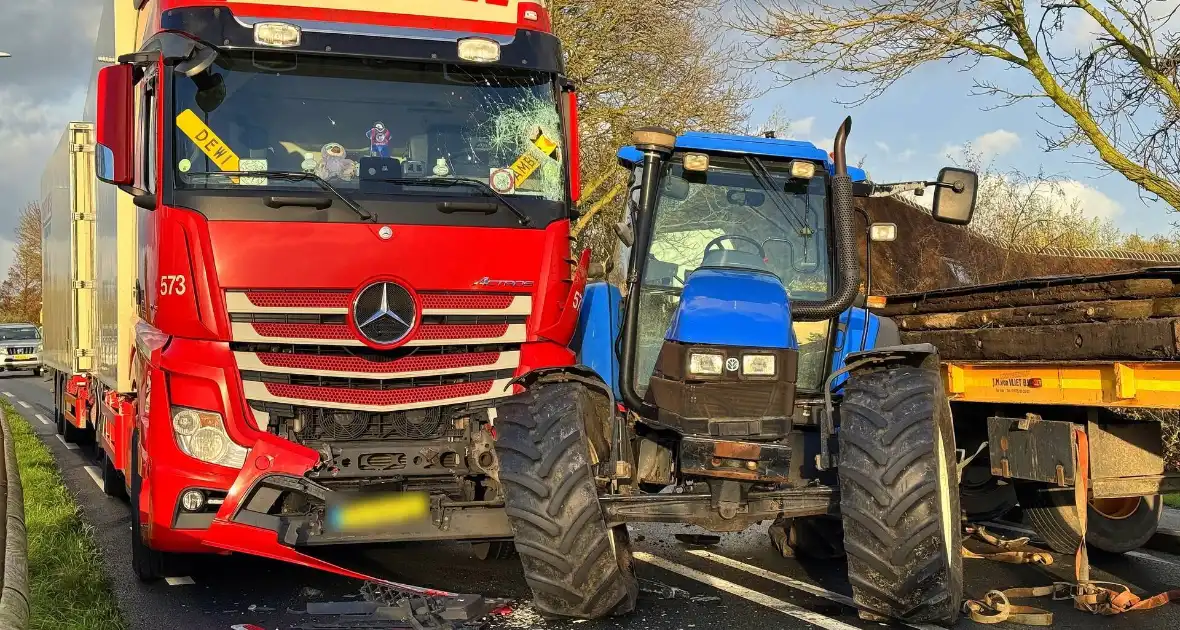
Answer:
[874,267,1180,554]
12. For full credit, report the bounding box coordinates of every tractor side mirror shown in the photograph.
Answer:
[95,64,136,187]
[932,167,978,225]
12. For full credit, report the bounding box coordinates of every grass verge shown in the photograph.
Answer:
[4,401,126,630]
[1166,494,1180,510]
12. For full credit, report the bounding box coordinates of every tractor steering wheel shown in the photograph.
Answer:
[704,234,766,258]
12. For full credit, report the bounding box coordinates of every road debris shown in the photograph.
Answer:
[297,581,494,629]
[674,534,721,547]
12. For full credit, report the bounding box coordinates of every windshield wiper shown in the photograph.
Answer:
[743,156,808,233]
[189,170,376,222]
[373,177,531,226]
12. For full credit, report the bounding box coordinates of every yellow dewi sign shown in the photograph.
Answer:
[228,0,540,23]
[176,109,240,171]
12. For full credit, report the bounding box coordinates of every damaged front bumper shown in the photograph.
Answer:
[201,434,512,579]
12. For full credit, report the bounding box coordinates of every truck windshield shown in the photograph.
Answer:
[634,156,833,394]
[171,52,566,218]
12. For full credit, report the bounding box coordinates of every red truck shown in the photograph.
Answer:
[46,0,588,589]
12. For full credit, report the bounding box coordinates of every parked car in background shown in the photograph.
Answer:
[0,323,43,376]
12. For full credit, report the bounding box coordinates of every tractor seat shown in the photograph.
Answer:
[700,248,770,272]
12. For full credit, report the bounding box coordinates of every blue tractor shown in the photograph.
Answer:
[493,120,979,624]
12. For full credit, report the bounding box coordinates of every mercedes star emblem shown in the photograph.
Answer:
[352,281,416,345]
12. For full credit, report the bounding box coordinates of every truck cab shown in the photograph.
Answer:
[74,0,588,582]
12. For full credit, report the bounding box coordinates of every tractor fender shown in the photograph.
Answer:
[844,342,941,374]
[509,365,616,402]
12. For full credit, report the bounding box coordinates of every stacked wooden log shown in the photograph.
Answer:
[874,274,1180,361]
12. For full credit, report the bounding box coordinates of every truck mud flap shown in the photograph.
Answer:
[199,435,454,597]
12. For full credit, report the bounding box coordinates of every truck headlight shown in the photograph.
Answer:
[172,407,248,469]
[688,352,724,376]
[742,354,777,376]
[36,344,43,353]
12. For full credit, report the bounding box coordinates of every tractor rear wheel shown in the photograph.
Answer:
[839,364,963,624]
[1016,485,1161,554]
[495,382,637,620]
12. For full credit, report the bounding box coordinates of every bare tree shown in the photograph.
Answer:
[552,0,753,255]
[733,1,1180,210]
[0,202,43,323]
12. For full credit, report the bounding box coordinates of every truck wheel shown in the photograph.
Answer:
[961,462,1018,522]
[472,541,517,560]
[98,446,128,500]
[129,432,173,581]
[1015,485,1161,554]
[839,365,963,624]
[495,382,637,620]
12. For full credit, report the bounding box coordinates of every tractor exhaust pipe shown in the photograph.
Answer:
[791,117,861,321]
[618,127,676,414]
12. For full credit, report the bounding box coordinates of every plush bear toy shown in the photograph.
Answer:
[315,142,357,181]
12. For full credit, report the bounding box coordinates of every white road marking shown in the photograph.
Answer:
[55,435,79,450]
[689,550,943,630]
[17,400,30,408]
[165,576,195,586]
[633,552,861,630]
[35,414,50,426]
[83,466,104,491]
[2,392,11,398]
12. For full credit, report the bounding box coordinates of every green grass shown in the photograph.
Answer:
[5,401,126,630]
[1166,494,1180,510]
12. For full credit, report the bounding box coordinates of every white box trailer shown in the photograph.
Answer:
[40,123,96,377]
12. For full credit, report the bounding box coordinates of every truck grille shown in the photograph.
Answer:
[227,289,530,436]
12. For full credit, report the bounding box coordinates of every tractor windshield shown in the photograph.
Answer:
[634,155,833,394]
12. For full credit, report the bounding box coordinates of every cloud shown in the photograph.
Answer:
[0,0,102,253]
[1063,1,1179,48]
[1054,180,1123,220]
[942,129,1022,162]
[974,129,1021,157]
[785,116,815,139]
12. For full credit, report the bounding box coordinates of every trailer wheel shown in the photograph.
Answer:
[129,431,174,581]
[472,541,517,560]
[495,382,637,620]
[98,444,127,500]
[839,365,963,624]
[1015,485,1161,554]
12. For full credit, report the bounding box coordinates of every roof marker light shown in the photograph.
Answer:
[254,22,301,48]
[458,38,501,63]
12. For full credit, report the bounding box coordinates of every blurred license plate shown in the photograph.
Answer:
[14,355,31,361]
[326,491,430,533]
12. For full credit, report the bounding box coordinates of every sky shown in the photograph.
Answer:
[738,0,1180,240]
[0,0,1177,276]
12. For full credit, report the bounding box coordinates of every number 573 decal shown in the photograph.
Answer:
[160,275,188,296]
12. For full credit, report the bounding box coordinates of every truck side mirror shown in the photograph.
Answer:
[95,64,136,187]
[931,167,978,225]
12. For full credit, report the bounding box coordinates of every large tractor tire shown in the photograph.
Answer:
[839,364,963,624]
[1016,484,1161,554]
[495,382,637,620]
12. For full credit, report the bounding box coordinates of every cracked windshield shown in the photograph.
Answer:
[635,157,833,393]
[172,52,564,206]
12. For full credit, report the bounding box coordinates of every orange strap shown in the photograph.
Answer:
[962,427,1179,625]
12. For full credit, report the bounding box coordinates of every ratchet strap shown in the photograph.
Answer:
[962,428,1180,625]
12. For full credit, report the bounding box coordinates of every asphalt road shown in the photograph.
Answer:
[5,373,1180,630]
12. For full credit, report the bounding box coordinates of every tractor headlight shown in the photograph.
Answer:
[171,407,248,469]
[742,354,777,377]
[688,352,724,376]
